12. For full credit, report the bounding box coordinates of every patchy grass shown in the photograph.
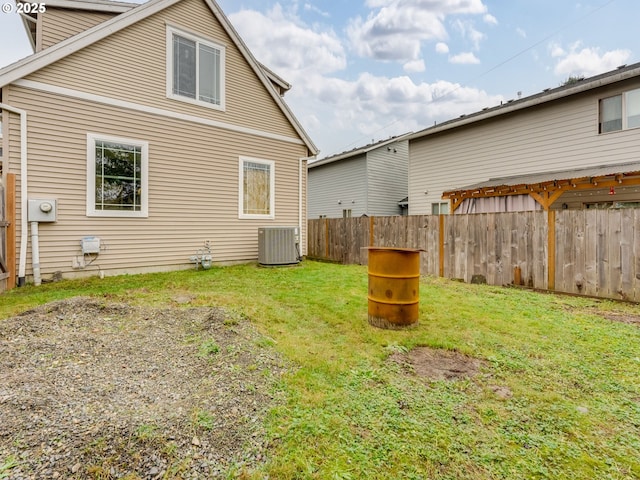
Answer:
[1,261,639,479]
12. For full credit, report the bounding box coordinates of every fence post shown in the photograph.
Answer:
[324,218,329,258]
[369,215,375,246]
[439,214,445,277]
[547,209,555,291]
[6,173,16,290]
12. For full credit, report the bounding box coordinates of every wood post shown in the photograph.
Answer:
[369,215,374,246]
[547,209,555,291]
[439,214,445,277]
[6,173,16,290]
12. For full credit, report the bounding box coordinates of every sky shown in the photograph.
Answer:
[0,0,636,158]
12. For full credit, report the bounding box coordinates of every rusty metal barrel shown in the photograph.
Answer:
[367,247,421,329]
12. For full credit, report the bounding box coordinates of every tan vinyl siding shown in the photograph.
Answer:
[39,8,116,50]
[409,78,640,215]
[26,0,299,140]
[5,84,307,278]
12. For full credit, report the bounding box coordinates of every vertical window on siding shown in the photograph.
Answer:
[172,35,196,99]
[625,88,640,128]
[599,95,622,133]
[239,157,275,219]
[87,134,148,218]
[167,26,225,110]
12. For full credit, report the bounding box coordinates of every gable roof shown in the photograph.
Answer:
[308,133,412,169]
[2,0,318,155]
[409,62,640,143]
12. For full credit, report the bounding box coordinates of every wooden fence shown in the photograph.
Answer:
[307,209,640,302]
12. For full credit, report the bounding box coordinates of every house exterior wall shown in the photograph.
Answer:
[39,8,116,50]
[367,141,408,216]
[308,155,367,218]
[26,0,299,141]
[3,0,310,281]
[409,77,640,215]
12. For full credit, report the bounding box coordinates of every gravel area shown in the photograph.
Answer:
[0,297,289,479]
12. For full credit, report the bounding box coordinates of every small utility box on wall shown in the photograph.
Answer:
[28,199,57,222]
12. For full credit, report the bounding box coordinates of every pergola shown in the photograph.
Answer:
[442,161,640,212]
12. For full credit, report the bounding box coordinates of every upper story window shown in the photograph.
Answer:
[87,134,149,218]
[599,88,640,133]
[167,26,225,110]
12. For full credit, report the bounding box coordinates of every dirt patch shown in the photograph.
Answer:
[388,347,485,381]
[0,297,289,479]
[600,312,640,326]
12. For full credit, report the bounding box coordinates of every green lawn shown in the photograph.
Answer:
[2,261,639,479]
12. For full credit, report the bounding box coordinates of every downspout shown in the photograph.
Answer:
[0,103,28,286]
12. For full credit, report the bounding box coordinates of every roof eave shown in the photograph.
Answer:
[309,132,412,168]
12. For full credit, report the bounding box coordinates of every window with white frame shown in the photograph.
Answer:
[431,202,449,215]
[599,87,640,133]
[167,25,225,109]
[87,134,148,217]
[239,157,275,219]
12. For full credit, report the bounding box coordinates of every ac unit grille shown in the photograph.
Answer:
[258,227,300,265]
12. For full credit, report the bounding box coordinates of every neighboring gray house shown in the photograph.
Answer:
[308,135,410,218]
[408,63,640,214]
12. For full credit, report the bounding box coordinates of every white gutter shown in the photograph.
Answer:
[0,103,28,286]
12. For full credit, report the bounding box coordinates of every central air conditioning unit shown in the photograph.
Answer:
[258,226,301,266]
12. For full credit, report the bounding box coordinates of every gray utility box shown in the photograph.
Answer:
[258,226,300,265]
[28,199,57,222]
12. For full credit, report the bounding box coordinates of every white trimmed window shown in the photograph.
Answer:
[87,134,148,217]
[599,87,640,133]
[431,202,449,215]
[167,25,225,110]
[239,157,275,219]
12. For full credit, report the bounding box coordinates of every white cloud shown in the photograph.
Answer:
[452,19,485,50]
[449,52,480,64]
[404,59,426,72]
[347,0,489,62]
[228,6,346,78]
[483,13,497,25]
[227,2,499,156]
[304,3,330,18]
[548,42,565,58]
[553,44,632,77]
[516,27,526,39]
[435,42,450,54]
[295,72,502,155]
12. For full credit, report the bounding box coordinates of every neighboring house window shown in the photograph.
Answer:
[342,209,352,218]
[432,202,449,215]
[599,88,640,133]
[87,134,148,217]
[167,26,225,110]
[239,157,274,219]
